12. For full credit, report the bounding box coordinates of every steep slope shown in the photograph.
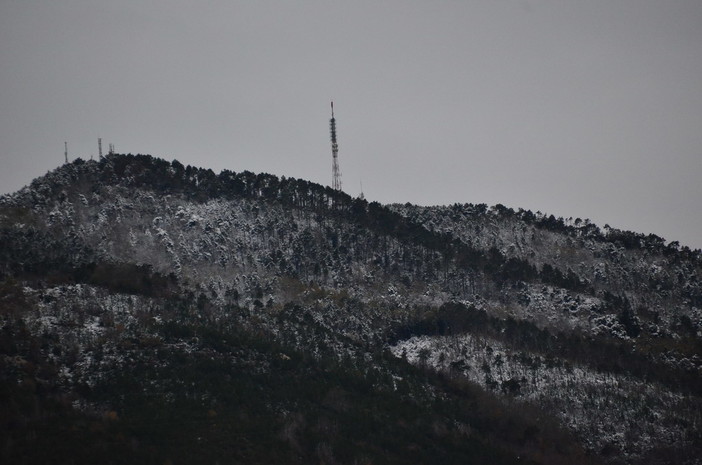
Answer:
[1,154,700,464]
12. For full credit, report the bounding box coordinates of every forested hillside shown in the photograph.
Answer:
[1,154,700,464]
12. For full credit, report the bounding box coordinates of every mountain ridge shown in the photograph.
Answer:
[1,153,700,464]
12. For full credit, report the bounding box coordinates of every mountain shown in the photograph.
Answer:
[1,153,700,464]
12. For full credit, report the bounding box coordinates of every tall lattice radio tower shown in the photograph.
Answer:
[330,101,342,191]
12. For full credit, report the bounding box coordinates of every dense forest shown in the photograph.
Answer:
[1,154,700,464]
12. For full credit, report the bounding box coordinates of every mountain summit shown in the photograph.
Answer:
[1,154,700,464]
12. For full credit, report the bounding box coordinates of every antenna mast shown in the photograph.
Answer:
[98,138,103,158]
[64,142,68,164]
[330,101,342,191]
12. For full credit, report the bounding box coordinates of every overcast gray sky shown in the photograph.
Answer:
[1,1,701,249]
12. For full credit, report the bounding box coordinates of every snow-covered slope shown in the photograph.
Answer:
[1,154,700,464]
